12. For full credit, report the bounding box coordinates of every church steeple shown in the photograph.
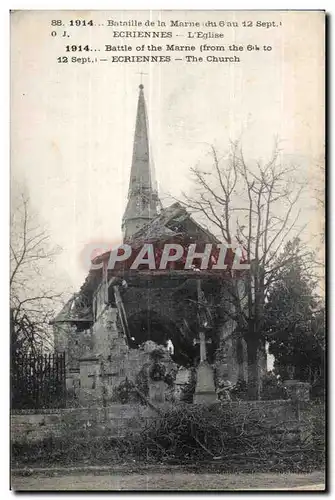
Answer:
[122,84,159,241]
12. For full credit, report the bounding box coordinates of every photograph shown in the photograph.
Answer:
[10,10,325,491]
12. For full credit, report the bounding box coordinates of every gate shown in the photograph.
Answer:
[11,352,66,409]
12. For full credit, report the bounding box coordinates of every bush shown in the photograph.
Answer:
[128,403,325,471]
[132,403,285,460]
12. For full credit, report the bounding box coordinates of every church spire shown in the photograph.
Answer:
[122,84,159,241]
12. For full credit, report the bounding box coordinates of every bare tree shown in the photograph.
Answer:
[180,141,308,399]
[10,194,62,355]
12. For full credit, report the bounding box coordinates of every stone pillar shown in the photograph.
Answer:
[284,380,312,444]
[284,380,310,402]
[193,362,217,404]
[66,367,80,399]
[79,355,102,406]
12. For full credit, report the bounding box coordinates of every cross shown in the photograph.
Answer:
[194,279,212,363]
[137,71,148,85]
[88,370,118,388]
[196,279,212,329]
[194,331,212,363]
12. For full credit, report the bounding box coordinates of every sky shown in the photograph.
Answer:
[11,10,325,298]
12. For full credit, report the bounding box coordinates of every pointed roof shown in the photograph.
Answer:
[128,84,152,194]
[122,85,159,238]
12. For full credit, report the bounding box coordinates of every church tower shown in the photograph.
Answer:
[122,84,159,241]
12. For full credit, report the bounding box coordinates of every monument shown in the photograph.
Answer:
[193,331,217,404]
[193,280,217,404]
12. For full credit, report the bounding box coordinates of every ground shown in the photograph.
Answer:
[11,470,325,491]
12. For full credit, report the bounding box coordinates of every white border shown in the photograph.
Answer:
[4,1,331,499]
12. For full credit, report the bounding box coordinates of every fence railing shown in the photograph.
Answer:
[11,352,66,409]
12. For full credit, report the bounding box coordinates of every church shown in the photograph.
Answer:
[52,84,261,406]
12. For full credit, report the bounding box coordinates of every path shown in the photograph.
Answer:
[11,470,325,491]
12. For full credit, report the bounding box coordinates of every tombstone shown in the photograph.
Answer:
[194,362,217,404]
[79,354,102,406]
[148,354,168,404]
[149,380,166,403]
[193,332,217,404]
[174,367,191,401]
[284,380,310,402]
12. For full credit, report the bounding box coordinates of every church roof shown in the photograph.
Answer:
[52,86,221,326]
[128,84,152,197]
[129,202,220,249]
[51,200,221,325]
[122,84,159,232]
[50,294,93,325]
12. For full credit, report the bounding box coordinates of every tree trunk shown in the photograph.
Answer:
[246,337,261,400]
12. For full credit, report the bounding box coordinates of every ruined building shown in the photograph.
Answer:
[52,84,263,406]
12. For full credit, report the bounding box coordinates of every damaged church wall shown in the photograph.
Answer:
[53,321,93,397]
[54,277,252,407]
[75,281,180,407]
[77,299,125,406]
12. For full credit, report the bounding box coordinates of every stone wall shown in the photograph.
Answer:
[11,400,322,445]
[11,404,159,444]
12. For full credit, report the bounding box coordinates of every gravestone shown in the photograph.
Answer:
[284,380,310,402]
[193,362,217,404]
[149,380,166,403]
[79,354,103,406]
[174,367,191,401]
[193,331,217,404]
[147,347,168,404]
